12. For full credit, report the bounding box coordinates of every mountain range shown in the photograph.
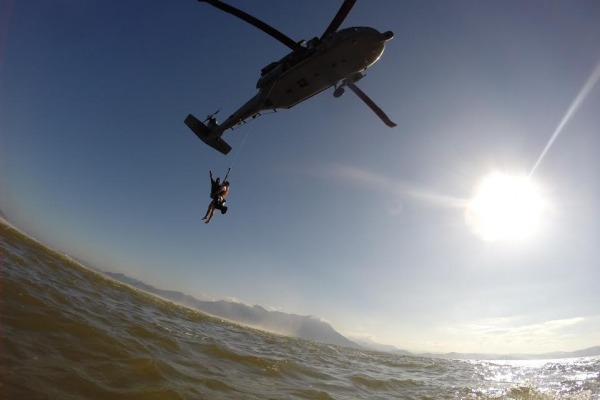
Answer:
[103,272,359,349]
[417,346,600,360]
[352,339,600,360]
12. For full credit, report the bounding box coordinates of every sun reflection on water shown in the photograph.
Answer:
[462,357,598,399]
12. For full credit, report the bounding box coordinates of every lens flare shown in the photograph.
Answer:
[529,59,600,176]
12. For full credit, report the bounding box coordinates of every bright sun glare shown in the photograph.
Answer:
[466,173,546,242]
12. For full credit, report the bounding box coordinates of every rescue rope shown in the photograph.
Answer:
[226,128,251,175]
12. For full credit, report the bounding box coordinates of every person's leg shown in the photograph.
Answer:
[202,203,212,220]
[205,206,216,223]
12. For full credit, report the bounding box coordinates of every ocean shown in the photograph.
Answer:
[1,222,598,399]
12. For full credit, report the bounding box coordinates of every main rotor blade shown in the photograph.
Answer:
[320,0,358,40]
[198,0,301,51]
[346,82,397,128]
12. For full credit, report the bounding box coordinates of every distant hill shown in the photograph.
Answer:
[103,272,359,349]
[419,346,600,360]
[353,343,600,360]
[351,337,413,355]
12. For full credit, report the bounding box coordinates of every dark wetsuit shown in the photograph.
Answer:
[210,178,220,200]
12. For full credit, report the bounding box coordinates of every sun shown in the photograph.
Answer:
[466,172,546,242]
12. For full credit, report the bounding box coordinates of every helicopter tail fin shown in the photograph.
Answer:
[184,114,232,155]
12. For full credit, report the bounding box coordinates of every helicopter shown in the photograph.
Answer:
[184,0,396,155]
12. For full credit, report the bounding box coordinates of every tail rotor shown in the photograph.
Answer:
[203,108,221,128]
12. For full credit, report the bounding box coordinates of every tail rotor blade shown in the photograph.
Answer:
[203,108,221,123]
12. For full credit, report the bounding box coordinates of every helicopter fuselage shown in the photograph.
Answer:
[211,26,393,137]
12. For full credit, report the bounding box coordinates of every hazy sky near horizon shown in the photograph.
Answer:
[2,0,600,354]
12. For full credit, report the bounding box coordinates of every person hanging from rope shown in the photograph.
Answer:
[202,168,231,224]
[201,131,246,223]
[204,180,230,224]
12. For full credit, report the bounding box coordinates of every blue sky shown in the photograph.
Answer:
[2,0,600,354]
